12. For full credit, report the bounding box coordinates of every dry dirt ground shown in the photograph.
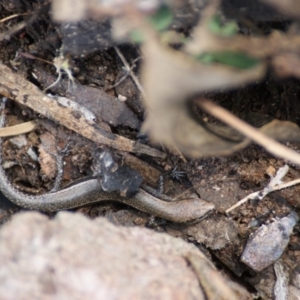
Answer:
[0,1,300,299]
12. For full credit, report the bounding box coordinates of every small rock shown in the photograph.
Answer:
[241,212,299,272]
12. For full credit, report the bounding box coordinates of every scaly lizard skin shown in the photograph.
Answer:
[0,168,214,222]
[0,106,213,222]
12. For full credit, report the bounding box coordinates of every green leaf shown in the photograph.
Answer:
[129,29,145,43]
[129,5,173,43]
[196,51,260,69]
[149,5,173,31]
[207,15,238,37]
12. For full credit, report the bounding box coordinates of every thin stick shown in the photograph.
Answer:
[18,52,52,64]
[271,178,300,192]
[114,46,147,99]
[0,63,166,159]
[172,143,187,163]
[0,14,24,24]
[105,56,141,91]
[226,165,300,214]
[0,13,37,41]
[226,178,300,214]
[197,98,300,165]
[226,190,261,214]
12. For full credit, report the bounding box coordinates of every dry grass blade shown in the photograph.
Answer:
[0,121,36,137]
[0,14,24,24]
[197,98,300,165]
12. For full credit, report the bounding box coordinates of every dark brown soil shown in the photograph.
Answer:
[0,1,300,299]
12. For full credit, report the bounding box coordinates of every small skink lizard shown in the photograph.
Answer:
[0,143,214,223]
[0,167,214,222]
[0,108,214,222]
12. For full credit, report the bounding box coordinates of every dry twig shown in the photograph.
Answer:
[226,165,300,213]
[197,98,300,165]
[0,63,165,159]
[114,46,146,99]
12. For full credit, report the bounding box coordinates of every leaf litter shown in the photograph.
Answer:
[1,0,300,298]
